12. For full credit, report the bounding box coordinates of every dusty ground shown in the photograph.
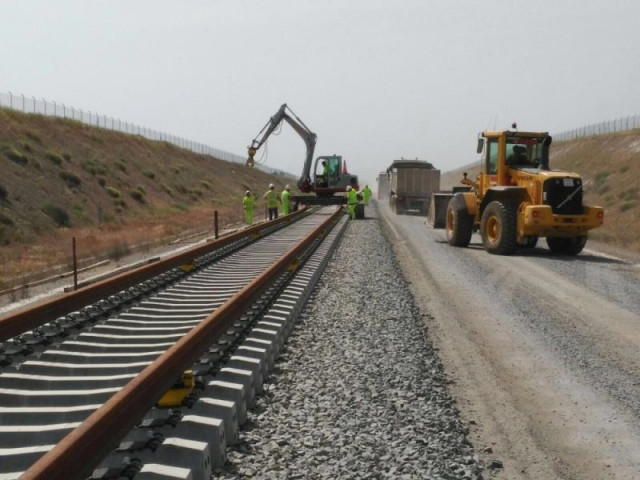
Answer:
[376,201,640,480]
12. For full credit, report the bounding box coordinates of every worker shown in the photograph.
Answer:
[281,184,291,216]
[243,190,255,225]
[362,184,372,206]
[263,183,280,220]
[346,185,358,220]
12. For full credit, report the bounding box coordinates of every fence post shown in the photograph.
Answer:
[214,210,219,239]
[21,93,25,111]
[32,96,36,114]
[72,237,78,291]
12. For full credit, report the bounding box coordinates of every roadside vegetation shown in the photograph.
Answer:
[0,108,294,291]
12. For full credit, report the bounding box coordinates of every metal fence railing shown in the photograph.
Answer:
[554,115,640,141]
[0,91,246,164]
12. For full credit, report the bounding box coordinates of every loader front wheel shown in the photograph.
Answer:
[446,199,474,247]
[546,236,587,255]
[480,200,518,255]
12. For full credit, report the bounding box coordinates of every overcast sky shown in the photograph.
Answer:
[2,0,640,188]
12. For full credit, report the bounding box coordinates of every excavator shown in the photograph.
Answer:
[246,104,358,205]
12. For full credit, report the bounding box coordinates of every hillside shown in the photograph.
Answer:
[0,109,294,287]
[440,130,640,252]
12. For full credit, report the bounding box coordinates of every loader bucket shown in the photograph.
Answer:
[427,193,453,228]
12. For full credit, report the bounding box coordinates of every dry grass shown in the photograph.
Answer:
[0,109,295,289]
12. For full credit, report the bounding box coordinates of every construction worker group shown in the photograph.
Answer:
[245,182,372,224]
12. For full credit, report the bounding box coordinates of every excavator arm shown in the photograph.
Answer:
[246,104,317,192]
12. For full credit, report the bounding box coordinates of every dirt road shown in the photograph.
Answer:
[377,202,640,480]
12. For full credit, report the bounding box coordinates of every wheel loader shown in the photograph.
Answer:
[432,127,604,255]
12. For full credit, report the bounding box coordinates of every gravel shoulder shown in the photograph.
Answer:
[377,201,640,480]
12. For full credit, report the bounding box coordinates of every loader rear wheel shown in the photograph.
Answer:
[446,199,474,247]
[480,200,518,255]
[546,236,587,255]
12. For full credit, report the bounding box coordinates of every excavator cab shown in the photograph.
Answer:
[313,155,358,194]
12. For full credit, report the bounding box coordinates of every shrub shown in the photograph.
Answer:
[42,204,70,227]
[22,143,32,153]
[619,165,629,174]
[624,188,638,201]
[82,159,107,175]
[200,181,211,190]
[107,240,131,261]
[114,199,127,208]
[136,185,146,194]
[5,147,28,165]
[0,183,7,200]
[142,170,156,179]
[116,161,127,173]
[45,151,64,166]
[620,200,637,212]
[160,183,173,196]
[0,212,14,226]
[59,171,81,188]
[97,177,107,187]
[63,153,72,161]
[174,184,187,195]
[129,190,145,203]
[106,187,121,198]
[25,131,42,143]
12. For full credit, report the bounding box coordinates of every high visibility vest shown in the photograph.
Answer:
[264,190,278,208]
[347,189,357,205]
[243,195,255,209]
[281,190,290,205]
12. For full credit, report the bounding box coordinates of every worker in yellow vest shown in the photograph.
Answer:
[346,185,357,220]
[362,184,372,206]
[281,185,291,216]
[263,183,280,220]
[243,190,255,225]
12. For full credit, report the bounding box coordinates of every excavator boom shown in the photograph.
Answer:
[246,104,317,192]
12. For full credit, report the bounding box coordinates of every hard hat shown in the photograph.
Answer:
[346,185,352,191]
[245,190,250,195]
[285,184,290,190]
[269,183,274,188]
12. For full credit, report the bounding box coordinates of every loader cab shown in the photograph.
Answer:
[478,130,551,191]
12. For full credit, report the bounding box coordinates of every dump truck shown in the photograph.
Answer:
[387,159,440,215]
[429,127,604,255]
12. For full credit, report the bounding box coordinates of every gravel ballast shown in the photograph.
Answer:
[217,215,481,479]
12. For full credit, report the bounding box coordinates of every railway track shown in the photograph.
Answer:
[0,206,347,480]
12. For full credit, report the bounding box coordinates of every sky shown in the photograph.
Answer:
[2,0,640,188]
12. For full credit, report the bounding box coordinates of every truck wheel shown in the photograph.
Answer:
[480,200,518,255]
[446,199,474,247]
[546,236,587,255]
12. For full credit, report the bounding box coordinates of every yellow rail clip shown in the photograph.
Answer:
[158,370,195,407]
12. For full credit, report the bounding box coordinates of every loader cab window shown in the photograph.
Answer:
[484,139,498,174]
[506,139,543,168]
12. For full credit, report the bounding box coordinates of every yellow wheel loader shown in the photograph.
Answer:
[434,127,604,255]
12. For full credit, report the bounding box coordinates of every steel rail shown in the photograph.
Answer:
[20,206,343,480]
[0,208,308,342]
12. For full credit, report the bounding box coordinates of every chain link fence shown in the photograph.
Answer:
[0,91,246,164]
[554,115,640,141]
